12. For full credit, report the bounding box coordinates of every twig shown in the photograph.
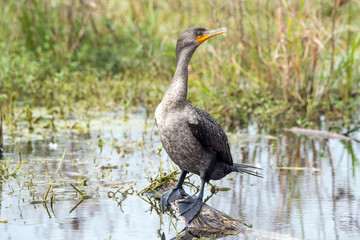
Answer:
[57,149,66,173]
[342,127,360,136]
[69,200,84,214]
[70,2,97,53]
[69,182,85,195]
[44,184,52,200]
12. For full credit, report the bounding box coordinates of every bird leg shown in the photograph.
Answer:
[161,170,188,213]
[178,180,205,223]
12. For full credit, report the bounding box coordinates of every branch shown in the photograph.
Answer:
[286,127,360,143]
[169,195,245,235]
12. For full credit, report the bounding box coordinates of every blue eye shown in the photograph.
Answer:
[197,31,203,36]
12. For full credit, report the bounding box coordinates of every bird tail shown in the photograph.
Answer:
[231,163,263,178]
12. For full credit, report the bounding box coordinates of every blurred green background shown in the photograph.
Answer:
[1,0,359,127]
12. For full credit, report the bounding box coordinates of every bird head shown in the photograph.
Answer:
[177,27,227,48]
[176,27,227,65]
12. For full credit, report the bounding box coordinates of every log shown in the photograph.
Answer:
[142,176,247,238]
[168,194,245,237]
[286,127,360,143]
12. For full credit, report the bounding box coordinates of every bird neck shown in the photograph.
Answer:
[163,47,196,105]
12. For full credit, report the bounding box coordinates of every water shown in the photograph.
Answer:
[0,108,359,240]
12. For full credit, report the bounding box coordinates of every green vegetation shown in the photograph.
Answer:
[1,0,359,127]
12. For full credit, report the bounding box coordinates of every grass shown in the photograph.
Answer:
[0,0,359,128]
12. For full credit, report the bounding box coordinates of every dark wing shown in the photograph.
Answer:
[188,107,233,165]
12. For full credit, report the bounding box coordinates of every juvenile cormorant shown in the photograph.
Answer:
[155,27,262,223]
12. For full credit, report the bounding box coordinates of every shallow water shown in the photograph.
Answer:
[0,108,359,240]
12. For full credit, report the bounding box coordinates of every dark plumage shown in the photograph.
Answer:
[155,27,262,223]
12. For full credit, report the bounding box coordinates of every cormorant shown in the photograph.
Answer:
[155,27,262,223]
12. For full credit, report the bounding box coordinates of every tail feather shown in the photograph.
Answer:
[232,163,263,178]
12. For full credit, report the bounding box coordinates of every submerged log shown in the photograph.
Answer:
[286,127,359,143]
[169,195,245,236]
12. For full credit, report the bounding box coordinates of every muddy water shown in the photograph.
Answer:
[0,108,359,240]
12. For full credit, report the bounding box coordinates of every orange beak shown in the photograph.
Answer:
[196,27,228,44]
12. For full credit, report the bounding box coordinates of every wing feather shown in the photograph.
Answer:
[188,107,233,165]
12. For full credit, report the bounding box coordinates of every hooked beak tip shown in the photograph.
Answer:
[196,27,228,44]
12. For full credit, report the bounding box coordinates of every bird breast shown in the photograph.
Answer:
[155,103,210,176]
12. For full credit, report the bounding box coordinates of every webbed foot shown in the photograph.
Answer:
[161,187,186,213]
[178,196,203,223]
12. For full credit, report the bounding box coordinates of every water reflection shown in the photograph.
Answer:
[214,126,360,240]
[0,109,359,240]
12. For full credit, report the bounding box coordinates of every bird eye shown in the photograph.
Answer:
[197,31,203,36]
